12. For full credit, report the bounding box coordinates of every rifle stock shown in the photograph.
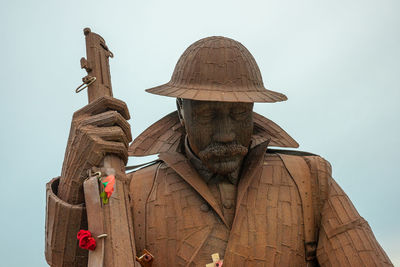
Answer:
[80,27,137,267]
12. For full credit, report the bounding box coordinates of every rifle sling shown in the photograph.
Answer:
[84,176,106,267]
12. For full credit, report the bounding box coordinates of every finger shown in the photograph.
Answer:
[95,138,129,165]
[84,126,130,148]
[74,96,131,120]
[86,137,129,166]
[78,111,132,142]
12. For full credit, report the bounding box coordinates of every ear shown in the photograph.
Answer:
[176,98,185,127]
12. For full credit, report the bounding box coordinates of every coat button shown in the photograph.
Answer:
[200,204,210,212]
[223,201,233,209]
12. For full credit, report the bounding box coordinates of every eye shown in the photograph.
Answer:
[230,108,250,120]
[197,109,215,121]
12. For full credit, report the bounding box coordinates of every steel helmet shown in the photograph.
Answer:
[146,36,287,103]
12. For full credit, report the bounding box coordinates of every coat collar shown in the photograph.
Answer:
[129,111,298,157]
[158,140,269,229]
[158,151,229,227]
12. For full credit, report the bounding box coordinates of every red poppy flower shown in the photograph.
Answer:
[77,230,96,251]
[102,175,115,198]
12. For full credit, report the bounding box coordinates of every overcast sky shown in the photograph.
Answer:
[1,0,399,266]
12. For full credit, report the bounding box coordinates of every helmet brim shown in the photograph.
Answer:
[146,83,287,103]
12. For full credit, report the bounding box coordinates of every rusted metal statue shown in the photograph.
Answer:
[45,29,393,266]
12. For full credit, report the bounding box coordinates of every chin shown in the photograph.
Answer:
[206,155,242,175]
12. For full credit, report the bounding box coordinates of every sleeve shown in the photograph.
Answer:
[45,177,88,267]
[315,168,393,266]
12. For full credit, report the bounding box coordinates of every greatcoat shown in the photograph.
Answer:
[45,112,393,266]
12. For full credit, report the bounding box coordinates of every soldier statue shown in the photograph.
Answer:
[45,36,393,266]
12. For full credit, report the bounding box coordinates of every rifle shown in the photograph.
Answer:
[77,27,137,267]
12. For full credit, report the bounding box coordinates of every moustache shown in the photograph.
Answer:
[198,142,248,162]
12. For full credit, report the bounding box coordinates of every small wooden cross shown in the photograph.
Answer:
[205,253,223,267]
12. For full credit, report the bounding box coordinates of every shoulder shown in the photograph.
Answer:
[267,148,332,173]
[267,149,332,202]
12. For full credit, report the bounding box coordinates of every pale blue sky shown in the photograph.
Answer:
[1,0,399,266]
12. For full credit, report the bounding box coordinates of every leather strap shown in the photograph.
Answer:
[277,153,317,262]
[84,176,106,267]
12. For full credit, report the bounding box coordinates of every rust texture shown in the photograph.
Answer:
[136,249,154,267]
[79,28,136,267]
[146,36,287,103]
[45,34,393,266]
[128,111,299,157]
[81,27,114,102]
[128,145,392,266]
[49,28,136,267]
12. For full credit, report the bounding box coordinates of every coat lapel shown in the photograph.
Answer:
[159,151,229,227]
[235,140,270,217]
[159,142,269,265]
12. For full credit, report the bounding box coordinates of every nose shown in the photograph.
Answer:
[212,116,235,143]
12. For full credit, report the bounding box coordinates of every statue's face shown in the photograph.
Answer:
[181,99,253,174]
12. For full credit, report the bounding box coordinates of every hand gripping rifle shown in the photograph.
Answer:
[77,28,137,267]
